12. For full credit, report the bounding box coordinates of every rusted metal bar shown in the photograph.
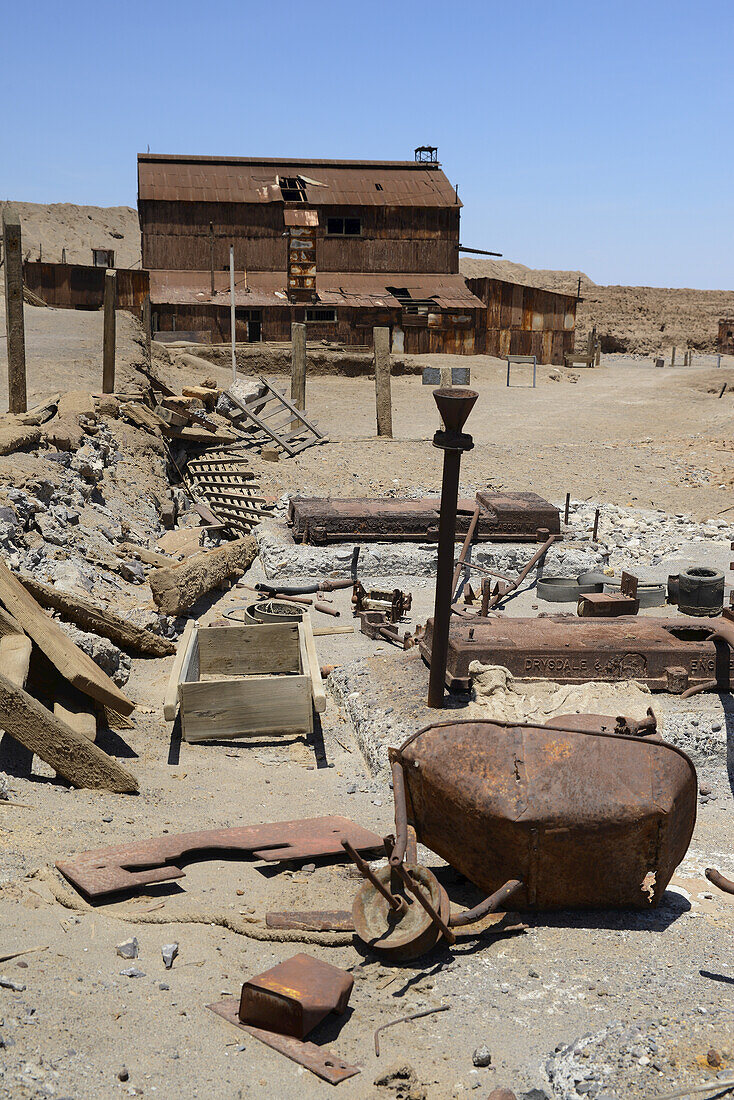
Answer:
[564,492,570,524]
[487,532,557,610]
[390,861,456,945]
[374,1004,450,1057]
[341,839,405,913]
[451,504,481,599]
[592,508,600,541]
[427,388,478,708]
[481,577,491,617]
[449,878,523,927]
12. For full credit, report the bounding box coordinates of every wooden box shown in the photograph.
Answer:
[164,619,325,743]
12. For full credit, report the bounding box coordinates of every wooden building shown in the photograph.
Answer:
[465,277,578,364]
[139,152,487,353]
[138,152,576,361]
[718,318,734,355]
[23,262,148,314]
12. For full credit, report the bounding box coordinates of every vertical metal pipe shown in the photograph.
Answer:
[229,244,236,384]
[427,447,462,708]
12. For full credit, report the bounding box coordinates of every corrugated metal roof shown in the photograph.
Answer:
[149,270,483,311]
[138,154,461,208]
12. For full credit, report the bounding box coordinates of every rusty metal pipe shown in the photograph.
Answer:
[391,861,456,945]
[340,840,405,913]
[706,867,734,895]
[428,448,463,706]
[390,760,408,867]
[449,878,523,926]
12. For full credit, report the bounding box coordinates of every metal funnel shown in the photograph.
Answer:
[432,387,478,433]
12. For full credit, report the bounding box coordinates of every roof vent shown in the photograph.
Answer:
[415,146,438,163]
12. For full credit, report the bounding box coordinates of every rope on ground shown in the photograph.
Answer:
[32,866,353,947]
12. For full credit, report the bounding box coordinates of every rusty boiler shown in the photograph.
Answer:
[389,715,697,910]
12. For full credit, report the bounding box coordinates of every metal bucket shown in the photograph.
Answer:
[390,716,697,910]
[224,600,305,625]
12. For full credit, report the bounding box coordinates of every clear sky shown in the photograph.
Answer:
[2,0,731,289]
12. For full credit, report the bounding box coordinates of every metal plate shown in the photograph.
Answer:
[419,614,733,693]
[56,816,384,899]
[207,998,360,1085]
[288,492,560,544]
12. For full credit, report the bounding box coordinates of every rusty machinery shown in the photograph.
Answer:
[287,491,561,544]
[419,611,734,694]
[327,710,696,960]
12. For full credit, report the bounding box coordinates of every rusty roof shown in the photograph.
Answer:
[138,154,461,208]
[149,270,483,311]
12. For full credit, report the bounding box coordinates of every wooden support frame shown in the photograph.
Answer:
[225,376,327,457]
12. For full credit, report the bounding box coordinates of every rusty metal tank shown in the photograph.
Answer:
[389,716,697,910]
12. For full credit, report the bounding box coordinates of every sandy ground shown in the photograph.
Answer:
[0,306,732,1099]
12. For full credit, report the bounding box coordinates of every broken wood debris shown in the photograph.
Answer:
[184,447,274,534]
[221,376,327,457]
[149,535,258,616]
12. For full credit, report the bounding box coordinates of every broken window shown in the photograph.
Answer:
[327,217,361,236]
[306,308,337,323]
[279,176,307,202]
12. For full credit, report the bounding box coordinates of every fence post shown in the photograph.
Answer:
[374,327,393,437]
[2,206,28,414]
[102,269,116,394]
[291,322,307,410]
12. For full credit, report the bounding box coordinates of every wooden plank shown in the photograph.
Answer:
[54,697,97,742]
[0,670,138,792]
[0,633,31,688]
[0,560,134,715]
[164,621,197,722]
[257,376,326,440]
[180,674,312,742]
[298,616,326,713]
[18,574,176,658]
[198,623,301,677]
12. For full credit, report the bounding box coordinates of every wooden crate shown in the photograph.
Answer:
[164,618,325,743]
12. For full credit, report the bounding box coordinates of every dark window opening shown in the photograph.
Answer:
[279,176,307,202]
[386,286,432,316]
[306,308,337,323]
[327,217,361,236]
[235,308,262,342]
[375,183,383,191]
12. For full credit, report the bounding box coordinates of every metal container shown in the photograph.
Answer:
[390,717,697,910]
[238,953,353,1039]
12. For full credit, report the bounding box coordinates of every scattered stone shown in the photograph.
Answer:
[119,967,145,979]
[707,1049,722,1068]
[116,938,139,960]
[374,1063,426,1100]
[161,943,179,970]
[0,976,25,992]
[119,560,146,585]
[117,1068,129,1082]
[472,1046,492,1067]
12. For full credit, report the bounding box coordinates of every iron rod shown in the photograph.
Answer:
[427,447,462,707]
[340,840,404,912]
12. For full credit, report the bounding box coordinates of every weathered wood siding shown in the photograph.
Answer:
[140,201,459,274]
[23,263,149,315]
[465,277,577,365]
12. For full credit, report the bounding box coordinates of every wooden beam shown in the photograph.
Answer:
[0,671,138,792]
[102,269,117,394]
[299,614,326,713]
[0,560,134,714]
[149,536,258,617]
[374,326,392,438]
[2,207,28,414]
[163,620,197,722]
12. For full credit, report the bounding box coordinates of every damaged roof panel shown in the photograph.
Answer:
[138,154,461,208]
[149,270,484,311]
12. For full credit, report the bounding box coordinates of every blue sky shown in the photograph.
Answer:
[2,0,731,288]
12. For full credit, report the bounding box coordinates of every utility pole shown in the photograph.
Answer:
[291,322,307,410]
[229,244,236,383]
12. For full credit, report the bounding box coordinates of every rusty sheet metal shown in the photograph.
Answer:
[23,262,149,314]
[238,954,353,1039]
[288,492,560,545]
[390,717,697,910]
[56,816,384,899]
[138,153,460,208]
[148,269,482,310]
[207,998,360,1085]
[419,615,734,693]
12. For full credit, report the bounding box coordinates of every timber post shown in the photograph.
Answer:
[374,326,393,438]
[2,206,28,413]
[142,294,151,363]
[291,322,307,410]
[102,269,116,394]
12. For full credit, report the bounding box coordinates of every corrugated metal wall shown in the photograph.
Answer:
[465,277,577,365]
